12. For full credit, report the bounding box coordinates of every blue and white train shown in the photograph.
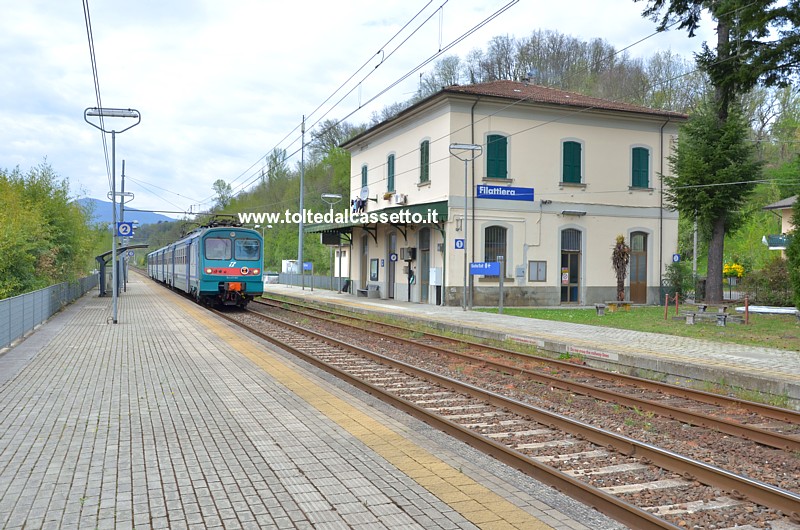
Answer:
[147,221,263,307]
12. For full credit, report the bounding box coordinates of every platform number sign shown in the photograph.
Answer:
[672,253,681,263]
[454,238,465,250]
[117,222,133,237]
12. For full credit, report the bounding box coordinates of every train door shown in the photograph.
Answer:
[185,241,191,293]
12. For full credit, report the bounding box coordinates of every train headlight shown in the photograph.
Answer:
[240,266,250,275]
[205,268,212,274]
[252,269,260,275]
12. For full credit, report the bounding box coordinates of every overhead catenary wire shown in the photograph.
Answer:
[212,0,520,209]
[337,2,763,198]
[82,0,112,193]
[195,0,444,208]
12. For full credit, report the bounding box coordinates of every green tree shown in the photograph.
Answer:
[0,162,95,297]
[636,0,799,302]
[665,101,762,302]
[786,200,800,309]
[212,179,232,209]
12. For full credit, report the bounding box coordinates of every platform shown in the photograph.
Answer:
[0,276,619,530]
[263,284,800,410]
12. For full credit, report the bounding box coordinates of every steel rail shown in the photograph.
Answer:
[253,298,800,451]
[219,308,800,521]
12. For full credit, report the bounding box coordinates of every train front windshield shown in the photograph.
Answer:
[235,238,260,260]
[204,237,261,261]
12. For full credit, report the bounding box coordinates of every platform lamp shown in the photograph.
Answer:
[448,143,482,311]
[253,224,272,265]
[321,193,343,291]
[84,107,141,324]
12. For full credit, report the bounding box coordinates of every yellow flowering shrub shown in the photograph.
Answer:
[723,262,744,278]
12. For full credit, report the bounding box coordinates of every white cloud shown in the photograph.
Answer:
[0,0,714,218]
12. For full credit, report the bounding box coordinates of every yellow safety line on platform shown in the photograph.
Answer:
[174,297,552,530]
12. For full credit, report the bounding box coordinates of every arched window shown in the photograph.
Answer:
[361,164,368,188]
[484,226,507,263]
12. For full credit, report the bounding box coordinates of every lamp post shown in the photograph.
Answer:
[84,107,141,324]
[449,143,482,311]
[321,193,343,291]
[254,224,272,281]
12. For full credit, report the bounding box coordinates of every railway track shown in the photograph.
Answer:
[255,298,800,452]
[212,304,800,530]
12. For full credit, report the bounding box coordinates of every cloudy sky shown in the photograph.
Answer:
[1,0,715,219]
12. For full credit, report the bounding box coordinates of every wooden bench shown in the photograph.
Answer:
[356,284,380,299]
[604,301,632,312]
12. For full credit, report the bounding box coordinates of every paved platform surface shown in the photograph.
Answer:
[263,284,800,408]
[0,276,622,530]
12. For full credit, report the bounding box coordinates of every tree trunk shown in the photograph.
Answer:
[706,217,726,303]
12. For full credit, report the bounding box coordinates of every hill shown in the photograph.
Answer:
[77,198,177,226]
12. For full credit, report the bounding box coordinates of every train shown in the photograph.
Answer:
[147,220,263,307]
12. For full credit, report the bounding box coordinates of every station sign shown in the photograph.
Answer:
[454,239,465,250]
[470,261,500,276]
[476,185,534,202]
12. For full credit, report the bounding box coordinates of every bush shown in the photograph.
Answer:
[740,256,794,306]
[663,261,693,302]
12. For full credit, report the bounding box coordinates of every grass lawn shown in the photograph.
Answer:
[475,305,800,352]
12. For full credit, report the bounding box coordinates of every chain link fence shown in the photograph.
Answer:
[0,274,99,349]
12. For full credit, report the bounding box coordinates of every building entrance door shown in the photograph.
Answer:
[630,232,648,304]
[387,232,396,299]
[419,228,430,303]
[560,228,581,304]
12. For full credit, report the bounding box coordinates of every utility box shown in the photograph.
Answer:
[429,267,442,286]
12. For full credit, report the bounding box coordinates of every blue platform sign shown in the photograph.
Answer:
[476,185,534,202]
[470,261,500,276]
[116,222,133,237]
[454,238,465,250]
[303,262,313,271]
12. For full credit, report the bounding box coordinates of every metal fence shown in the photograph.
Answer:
[278,273,349,292]
[0,274,99,349]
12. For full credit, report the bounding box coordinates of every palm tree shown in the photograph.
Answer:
[611,235,631,301]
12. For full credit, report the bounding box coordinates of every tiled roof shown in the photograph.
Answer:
[443,80,688,120]
[763,195,797,210]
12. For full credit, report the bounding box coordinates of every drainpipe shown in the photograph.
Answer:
[659,118,670,295]
[469,97,481,308]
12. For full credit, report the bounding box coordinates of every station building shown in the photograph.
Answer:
[317,80,687,307]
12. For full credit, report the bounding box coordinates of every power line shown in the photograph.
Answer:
[81,0,112,193]
[214,0,520,208]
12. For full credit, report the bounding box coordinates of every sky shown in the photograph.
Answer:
[1,0,716,220]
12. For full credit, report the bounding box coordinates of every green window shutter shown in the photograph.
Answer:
[632,147,649,188]
[420,141,430,183]
[563,141,581,183]
[387,155,395,192]
[361,165,368,188]
[486,135,508,179]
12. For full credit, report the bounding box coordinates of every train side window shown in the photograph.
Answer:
[235,238,260,260]
[205,238,231,260]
